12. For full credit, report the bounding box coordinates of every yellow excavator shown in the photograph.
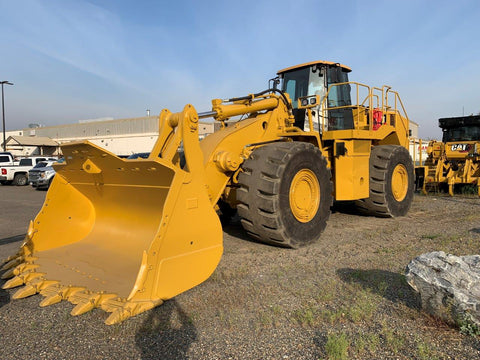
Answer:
[1,61,414,324]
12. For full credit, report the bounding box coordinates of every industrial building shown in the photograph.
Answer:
[3,116,214,157]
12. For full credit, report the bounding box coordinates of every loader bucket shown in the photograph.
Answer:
[1,105,223,324]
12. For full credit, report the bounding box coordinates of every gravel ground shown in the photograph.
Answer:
[0,185,479,359]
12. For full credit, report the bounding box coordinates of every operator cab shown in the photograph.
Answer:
[277,60,353,132]
[439,115,480,142]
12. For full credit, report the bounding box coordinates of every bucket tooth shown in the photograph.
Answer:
[100,297,127,313]
[13,278,59,299]
[2,269,44,289]
[1,257,24,272]
[19,264,39,273]
[68,290,92,305]
[1,268,16,280]
[40,284,62,298]
[105,308,132,325]
[39,294,63,307]
[69,291,118,316]
[1,254,19,266]
[12,285,37,299]
[3,275,24,289]
[71,300,96,316]
[36,280,59,290]
[1,252,28,268]
[103,298,162,325]
[39,285,86,307]
[22,271,45,284]
[2,263,40,279]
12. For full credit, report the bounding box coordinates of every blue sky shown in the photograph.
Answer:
[0,0,479,138]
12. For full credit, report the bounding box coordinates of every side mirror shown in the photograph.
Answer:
[269,77,280,91]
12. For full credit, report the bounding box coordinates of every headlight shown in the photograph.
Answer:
[40,171,53,178]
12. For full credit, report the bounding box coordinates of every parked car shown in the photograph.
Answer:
[0,156,57,186]
[28,160,59,190]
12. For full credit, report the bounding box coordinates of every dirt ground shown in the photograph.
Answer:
[0,186,479,359]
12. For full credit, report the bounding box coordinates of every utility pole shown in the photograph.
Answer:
[1,81,14,152]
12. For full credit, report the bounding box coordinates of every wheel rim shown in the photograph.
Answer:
[289,169,320,223]
[391,164,408,201]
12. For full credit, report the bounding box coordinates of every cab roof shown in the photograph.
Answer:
[277,60,352,75]
[439,115,480,129]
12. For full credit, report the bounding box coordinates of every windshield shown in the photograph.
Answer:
[326,67,351,107]
[282,67,325,109]
[19,158,33,166]
[442,126,480,142]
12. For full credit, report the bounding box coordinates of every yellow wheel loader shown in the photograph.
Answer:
[1,61,414,324]
[416,115,480,196]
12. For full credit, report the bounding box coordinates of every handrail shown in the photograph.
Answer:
[384,87,409,135]
[320,82,372,132]
[320,82,410,135]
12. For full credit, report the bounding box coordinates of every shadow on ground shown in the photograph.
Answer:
[312,331,328,359]
[331,201,366,216]
[0,241,17,310]
[135,300,197,360]
[337,268,421,309]
[0,279,10,309]
[222,222,260,243]
[220,215,269,246]
[0,234,25,246]
[469,227,480,234]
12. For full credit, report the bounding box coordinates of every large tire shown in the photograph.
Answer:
[237,142,332,248]
[13,173,28,186]
[356,145,414,217]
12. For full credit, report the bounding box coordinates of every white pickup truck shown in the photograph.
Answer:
[0,152,18,167]
[0,156,58,185]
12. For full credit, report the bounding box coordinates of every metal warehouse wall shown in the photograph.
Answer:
[410,121,419,138]
[20,116,214,156]
[25,116,161,139]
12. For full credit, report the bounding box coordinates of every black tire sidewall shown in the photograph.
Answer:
[278,147,331,247]
[14,174,27,186]
[385,148,414,216]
